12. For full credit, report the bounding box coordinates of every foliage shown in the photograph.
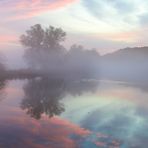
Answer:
[20,24,66,50]
[20,24,66,70]
[20,24,100,79]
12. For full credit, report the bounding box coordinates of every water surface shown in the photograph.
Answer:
[0,78,148,148]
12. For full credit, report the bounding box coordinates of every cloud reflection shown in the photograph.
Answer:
[0,115,90,148]
[0,111,121,148]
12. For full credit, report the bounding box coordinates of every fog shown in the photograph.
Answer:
[0,24,148,86]
[20,24,100,80]
[1,24,148,148]
[100,47,148,85]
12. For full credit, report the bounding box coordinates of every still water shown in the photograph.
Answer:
[0,78,148,148]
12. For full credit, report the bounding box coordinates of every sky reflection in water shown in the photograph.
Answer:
[0,79,148,148]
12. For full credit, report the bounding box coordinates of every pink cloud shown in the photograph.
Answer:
[0,0,78,21]
[92,31,138,42]
[0,34,18,44]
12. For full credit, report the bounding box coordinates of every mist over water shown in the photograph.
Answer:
[1,24,148,85]
[19,24,100,80]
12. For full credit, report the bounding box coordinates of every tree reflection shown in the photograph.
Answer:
[22,77,99,119]
[21,78,66,119]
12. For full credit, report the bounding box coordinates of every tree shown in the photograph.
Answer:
[43,26,66,50]
[20,24,44,49]
[65,44,100,78]
[20,24,66,51]
[20,24,66,70]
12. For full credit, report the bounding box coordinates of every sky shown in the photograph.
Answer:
[0,0,148,68]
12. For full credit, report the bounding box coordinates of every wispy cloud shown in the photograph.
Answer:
[0,0,148,59]
[0,0,78,21]
[82,0,148,28]
[92,31,138,42]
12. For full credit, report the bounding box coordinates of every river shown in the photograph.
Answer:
[0,78,148,148]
